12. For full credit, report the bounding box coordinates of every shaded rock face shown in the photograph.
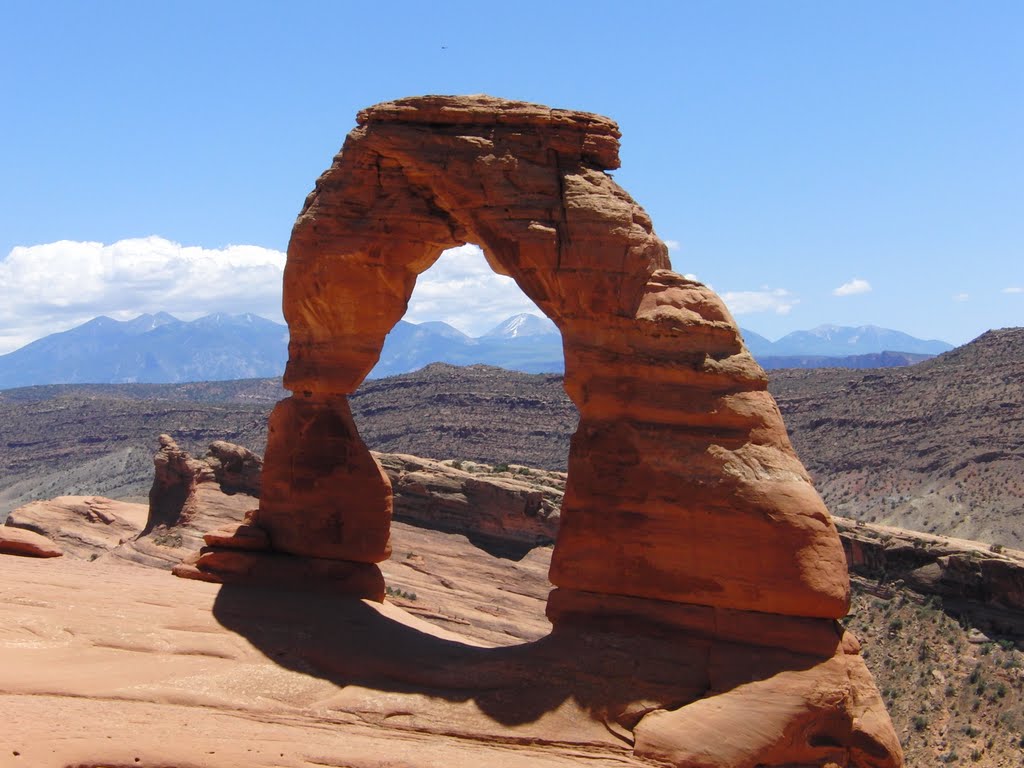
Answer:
[838,518,1024,639]
[227,95,901,766]
[206,440,262,496]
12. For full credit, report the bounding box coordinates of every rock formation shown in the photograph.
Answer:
[378,453,562,556]
[229,94,850,612]
[176,95,902,766]
[4,496,145,559]
[206,439,263,496]
[117,435,262,569]
[0,525,62,558]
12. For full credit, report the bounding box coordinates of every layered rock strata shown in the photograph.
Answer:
[197,95,901,766]
[377,453,562,556]
[5,496,145,559]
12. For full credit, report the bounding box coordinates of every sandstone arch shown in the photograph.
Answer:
[183,95,902,767]
[220,94,847,619]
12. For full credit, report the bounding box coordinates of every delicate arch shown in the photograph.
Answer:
[222,96,849,619]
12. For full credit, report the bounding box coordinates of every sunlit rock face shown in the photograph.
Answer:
[222,95,901,767]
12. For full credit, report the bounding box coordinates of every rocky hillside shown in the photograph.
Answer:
[2,328,1021,546]
[0,364,576,518]
[0,390,273,517]
[349,364,577,470]
[772,328,1024,548]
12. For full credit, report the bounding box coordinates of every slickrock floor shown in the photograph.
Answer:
[0,527,651,768]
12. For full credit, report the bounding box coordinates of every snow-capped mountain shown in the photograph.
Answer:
[0,313,290,388]
[0,314,956,388]
[481,313,559,339]
[767,325,953,357]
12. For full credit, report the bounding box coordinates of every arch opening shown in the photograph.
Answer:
[366,244,566,379]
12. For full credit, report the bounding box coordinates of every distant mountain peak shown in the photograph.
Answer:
[766,324,954,358]
[124,312,178,334]
[482,313,558,339]
[0,311,289,388]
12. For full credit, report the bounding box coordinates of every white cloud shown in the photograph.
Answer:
[405,245,542,335]
[0,237,286,354]
[832,278,872,297]
[663,239,681,252]
[11,238,809,354]
[720,288,799,316]
[0,239,549,354]
[953,292,970,302]
[1003,286,1023,294]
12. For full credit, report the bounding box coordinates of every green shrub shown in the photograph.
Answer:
[385,586,418,601]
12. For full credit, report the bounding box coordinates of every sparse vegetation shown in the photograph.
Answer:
[846,576,1024,767]
[152,529,183,548]
[385,586,418,602]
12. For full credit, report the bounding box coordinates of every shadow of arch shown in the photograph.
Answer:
[211,583,838,731]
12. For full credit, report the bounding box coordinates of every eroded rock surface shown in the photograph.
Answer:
[4,496,145,559]
[112,435,260,569]
[0,554,898,768]
[251,94,850,617]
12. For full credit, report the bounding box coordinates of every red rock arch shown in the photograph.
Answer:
[240,95,849,619]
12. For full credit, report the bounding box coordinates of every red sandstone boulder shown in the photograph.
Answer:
[0,525,62,558]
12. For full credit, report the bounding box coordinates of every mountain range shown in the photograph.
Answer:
[742,324,952,359]
[0,311,954,388]
[0,312,290,389]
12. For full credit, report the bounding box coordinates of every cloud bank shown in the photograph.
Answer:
[403,244,543,335]
[0,239,547,354]
[833,278,872,297]
[0,237,287,354]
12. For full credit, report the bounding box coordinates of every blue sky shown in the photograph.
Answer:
[0,1,1020,353]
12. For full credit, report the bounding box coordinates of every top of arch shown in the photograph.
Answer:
[356,94,623,170]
